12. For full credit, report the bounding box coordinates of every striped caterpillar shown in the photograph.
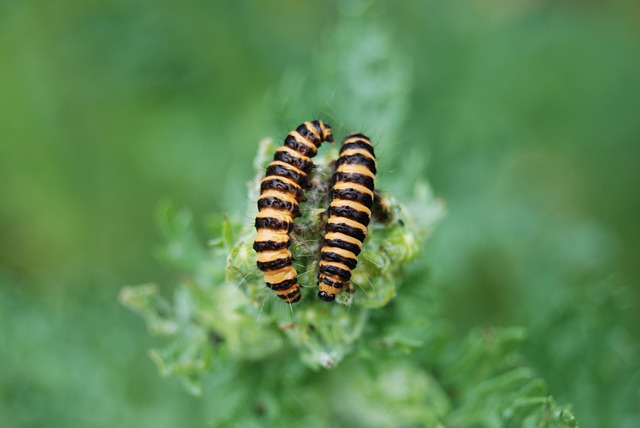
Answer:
[317,134,376,302]
[253,121,333,303]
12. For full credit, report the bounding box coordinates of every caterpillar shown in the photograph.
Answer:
[317,133,376,302]
[254,120,334,303]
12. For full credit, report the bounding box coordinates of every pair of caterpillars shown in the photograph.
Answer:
[253,120,376,303]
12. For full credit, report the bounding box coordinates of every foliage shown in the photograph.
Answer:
[120,134,440,381]
[121,140,576,426]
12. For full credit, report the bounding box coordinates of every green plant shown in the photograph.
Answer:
[120,141,576,426]
[120,2,579,425]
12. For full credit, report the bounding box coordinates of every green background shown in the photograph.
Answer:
[1,0,638,426]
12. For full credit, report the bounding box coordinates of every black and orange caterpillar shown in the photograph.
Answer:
[253,120,334,303]
[317,134,376,302]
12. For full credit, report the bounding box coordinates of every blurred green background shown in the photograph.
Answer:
[1,0,639,427]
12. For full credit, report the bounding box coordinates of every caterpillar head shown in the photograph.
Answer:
[317,290,336,302]
[314,120,334,144]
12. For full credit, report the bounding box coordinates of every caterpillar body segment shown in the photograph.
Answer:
[253,120,334,303]
[318,134,376,302]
